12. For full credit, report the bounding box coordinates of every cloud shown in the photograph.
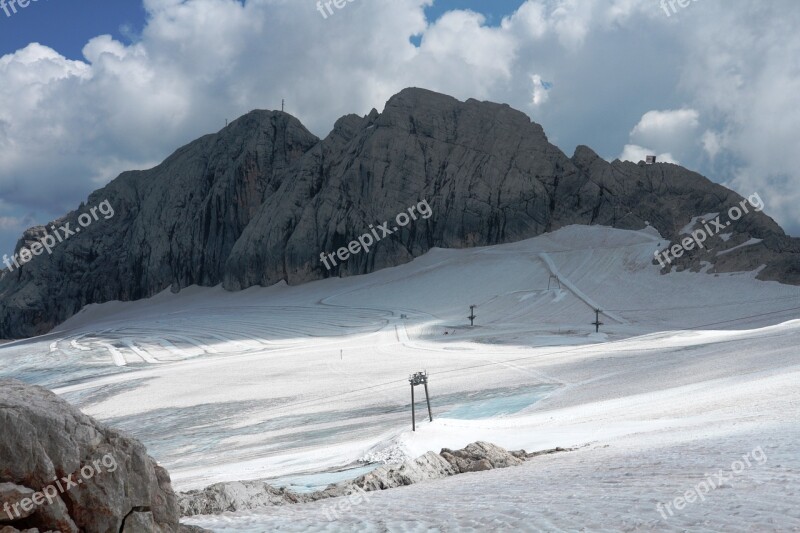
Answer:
[618,108,700,164]
[0,0,798,258]
[530,74,551,106]
[619,144,678,165]
[0,217,24,231]
[674,1,800,234]
[629,109,700,153]
[0,198,35,235]
[701,130,723,161]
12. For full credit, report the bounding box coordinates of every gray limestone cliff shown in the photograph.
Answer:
[1,88,797,338]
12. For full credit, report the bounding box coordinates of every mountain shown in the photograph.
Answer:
[1,88,798,338]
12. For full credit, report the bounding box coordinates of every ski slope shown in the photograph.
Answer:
[1,225,798,531]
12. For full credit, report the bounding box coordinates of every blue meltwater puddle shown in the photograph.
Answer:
[268,464,380,493]
[439,385,556,420]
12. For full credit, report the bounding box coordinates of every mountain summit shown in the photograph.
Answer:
[1,88,797,338]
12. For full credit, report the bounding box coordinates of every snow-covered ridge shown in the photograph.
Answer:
[1,225,798,531]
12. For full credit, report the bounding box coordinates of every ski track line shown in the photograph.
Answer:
[388,314,559,386]
[201,332,257,351]
[122,339,163,364]
[538,252,629,325]
[98,342,128,367]
[70,336,92,352]
[157,339,193,359]
[167,335,220,355]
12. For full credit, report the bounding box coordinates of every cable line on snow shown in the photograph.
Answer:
[251,305,800,417]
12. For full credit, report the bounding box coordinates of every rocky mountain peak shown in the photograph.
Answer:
[1,88,797,339]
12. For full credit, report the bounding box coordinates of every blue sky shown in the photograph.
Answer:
[0,0,798,259]
[425,0,523,24]
[0,0,146,59]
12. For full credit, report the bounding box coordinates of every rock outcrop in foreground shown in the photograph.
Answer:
[0,379,206,533]
[179,441,571,517]
[2,87,798,338]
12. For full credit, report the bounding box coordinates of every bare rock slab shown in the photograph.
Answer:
[0,379,198,533]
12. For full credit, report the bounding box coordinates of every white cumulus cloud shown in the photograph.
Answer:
[0,0,799,257]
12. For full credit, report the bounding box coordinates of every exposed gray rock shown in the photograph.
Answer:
[439,441,525,473]
[179,441,571,517]
[0,379,198,533]
[345,451,458,492]
[525,446,570,458]
[1,88,797,338]
[0,111,318,339]
[121,511,156,533]
[26,492,77,533]
[178,480,307,517]
[0,484,36,520]
[178,451,459,517]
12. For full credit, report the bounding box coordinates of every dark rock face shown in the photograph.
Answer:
[1,88,798,338]
[0,111,318,339]
[0,379,205,533]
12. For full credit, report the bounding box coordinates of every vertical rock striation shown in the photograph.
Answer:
[1,88,798,339]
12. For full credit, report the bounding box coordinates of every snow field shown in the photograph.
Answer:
[1,225,798,531]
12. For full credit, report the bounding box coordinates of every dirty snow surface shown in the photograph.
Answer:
[1,225,798,532]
